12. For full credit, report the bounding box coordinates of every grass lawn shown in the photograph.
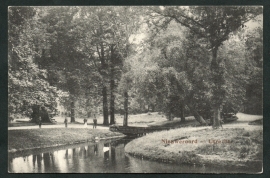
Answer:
[8,128,124,152]
[125,125,263,169]
[147,116,198,128]
[9,112,168,127]
[90,112,168,126]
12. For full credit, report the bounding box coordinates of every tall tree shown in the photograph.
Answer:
[148,6,262,128]
[243,20,263,114]
[76,6,118,125]
[36,7,87,122]
[148,22,211,124]
[78,7,142,125]
[116,7,143,126]
[8,7,58,122]
[126,29,211,125]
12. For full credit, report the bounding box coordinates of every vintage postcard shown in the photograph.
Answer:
[8,6,263,173]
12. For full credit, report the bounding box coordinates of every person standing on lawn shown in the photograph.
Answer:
[84,117,88,128]
[38,116,42,128]
[93,114,97,129]
[64,117,68,128]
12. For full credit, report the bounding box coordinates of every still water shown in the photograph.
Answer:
[8,138,260,173]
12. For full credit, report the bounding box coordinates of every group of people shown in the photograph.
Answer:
[63,114,97,129]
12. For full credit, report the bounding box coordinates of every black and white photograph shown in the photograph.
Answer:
[8,6,263,173]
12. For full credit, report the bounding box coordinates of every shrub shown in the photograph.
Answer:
[239,146,250,159]
[243,131,250,137]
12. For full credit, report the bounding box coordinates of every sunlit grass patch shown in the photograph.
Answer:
[8,128,124,151]
[125,126,263,167]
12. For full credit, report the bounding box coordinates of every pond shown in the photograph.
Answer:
[8,138,260,173]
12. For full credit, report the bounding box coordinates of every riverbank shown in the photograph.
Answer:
[8,128,124,153]
[125,125,263,171]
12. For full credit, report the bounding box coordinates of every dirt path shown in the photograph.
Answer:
[8,112,262,131]
[8,124,109,130]
[234,112,262,122]
[222,112,263,130]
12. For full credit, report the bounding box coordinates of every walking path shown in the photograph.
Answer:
[221,113,263,131]
[8,116,110,130]
[8,123,109,130]
[8,112,262,131]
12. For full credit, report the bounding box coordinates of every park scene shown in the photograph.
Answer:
[8,6,263,173]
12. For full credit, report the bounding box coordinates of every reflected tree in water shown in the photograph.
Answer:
[111,143,116,165]
[94,144,98,156]
[65,150,68,159]
[43,152,51,172]
[32,155,36,168]
[36,154,42,171]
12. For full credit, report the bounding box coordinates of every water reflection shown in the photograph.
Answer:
[8,138,261,173]
[9,140,125,173]
[94,144,98,155]
[111,143,116,164]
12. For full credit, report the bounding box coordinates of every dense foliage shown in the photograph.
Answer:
[8,7,58,120]
[8,6,262,127]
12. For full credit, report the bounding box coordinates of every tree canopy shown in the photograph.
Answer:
[8,6,262,128]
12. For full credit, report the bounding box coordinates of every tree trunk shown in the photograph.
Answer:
[109,94,115,125]
[123,91,128,126]
[70,101,75,122]
[102,86,109,125]
[109,46,115,125]
[180,104,185,122]
[40,107,52,123]
[185,93,206,125]
[193,108,207,125]
[31,105,54,123]
[151,104,155,112]
[30,105,40,123]
[212,106,221,128]
[187,103,207,125]
[211,47,222,128]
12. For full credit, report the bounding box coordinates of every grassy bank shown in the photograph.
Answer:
[125,126,263,170]
[9,112,168,127]
[147,116,198,128]
[8,128,124,152]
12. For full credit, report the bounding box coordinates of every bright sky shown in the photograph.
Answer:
[129,33,146,44]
